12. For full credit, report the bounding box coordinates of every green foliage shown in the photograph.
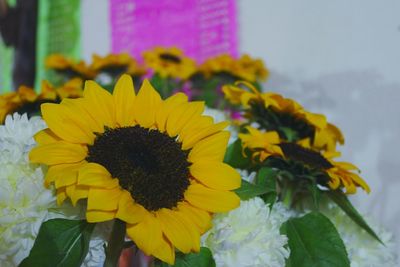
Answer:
[155,247,216,267]
[234,179,274,200]
[327,190,382,244]
[255,167,278,205]
[19,219,95,267]
[224,139,251,169]
[281,212,350,267]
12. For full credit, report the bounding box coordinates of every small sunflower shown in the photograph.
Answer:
[142,47,196,80]
[223,83,345,153]
[279,143,370,194]
[29,75,240,264]
[42,78,83,100]
[46,54,95,80]
[0,85,56,123]
[238,126,283,162]
[90,53,145,77]
[199,54,268,82]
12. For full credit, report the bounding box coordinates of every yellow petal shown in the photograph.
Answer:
[190,161,241,190]
[30,142,87,165]
[184,183,240,212]
[70,185,89,206]
[156,93,188,132]
[113,74,136,127]
[56,187,67,205]
[88,187,123,211]
[86,210,116,222]
[166,102,205,137]
[181,121,229,150]
[45,162,83,187]
[77,162,119,188]
[177,202,211,233]
[126,213,163,255]
[116,191,148,224]
[41,103,95,144]
[34,129,61,145]
[133,79,162,128]
[174,210,200,252]
[156,208,195,253]
[188,131,230,162]
[151,236,175,265]
[83,80,116,128]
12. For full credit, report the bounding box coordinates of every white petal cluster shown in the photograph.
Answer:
[203,197,290,267]
[322,204,397,267]
[0,113,108,267]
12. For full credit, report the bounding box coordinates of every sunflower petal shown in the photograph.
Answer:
[166,101,204,137]
[88,188,123,211]
[156,208,195,253]
[133,79,162,128]
[126,213,163,255]
[190,161,241,190]
[30,141,87,165]
[156,93,188,132]
[113,74,136,127]
[41,103,94,144]
[181,121,229,150]
[151,236,175,265]
[77,163,118,188]
[34,129,61,145]
[70,185,89,206]
[185,183,240,212]
[86,210,116,222]
[178,202,211,233]
[188,131,230,162]
[116,191,148,224]
[83,80,116,128]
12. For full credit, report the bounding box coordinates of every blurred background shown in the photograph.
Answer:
[1,0,400,256]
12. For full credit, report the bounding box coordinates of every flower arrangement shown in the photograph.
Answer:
[0,48,397,267]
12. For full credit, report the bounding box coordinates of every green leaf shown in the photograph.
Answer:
[155,247,216,267]
[308,181,321,210]
[281,212,350,267]
[234,179,273,200]
[223,139,251,169]
[327,190,383,244]
[256,167,277,205]
[19,219,95,267]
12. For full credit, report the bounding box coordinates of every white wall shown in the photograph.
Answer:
[82,0,400,254]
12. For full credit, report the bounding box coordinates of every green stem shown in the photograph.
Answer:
[104,219,126,267]
[282,184,294,208]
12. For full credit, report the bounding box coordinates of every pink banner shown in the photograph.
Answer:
[110,0,238,63]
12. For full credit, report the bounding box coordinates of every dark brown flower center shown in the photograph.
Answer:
[159,53,182,64]
[279,142,333,169]
[87,126,191,211]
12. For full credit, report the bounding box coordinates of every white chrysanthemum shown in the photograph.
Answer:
[322,204,397,267]
[0,113,109,267]
[202,197,290,267]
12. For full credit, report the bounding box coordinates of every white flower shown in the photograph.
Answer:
[203,197,290,267]
[0,113,109,267]
[322,204,397,267]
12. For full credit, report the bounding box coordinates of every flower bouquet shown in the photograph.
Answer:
[0,48,397,267]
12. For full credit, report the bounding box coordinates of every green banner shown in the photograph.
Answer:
[0,0,16,93]
[35,0,81,91]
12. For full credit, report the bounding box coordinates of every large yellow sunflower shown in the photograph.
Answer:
[142,47,197,80]
[29,75,240,264]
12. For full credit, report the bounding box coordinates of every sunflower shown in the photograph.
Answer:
[90,53,145,77]
[29,75,241,264]
[238,126,283,162]
[279,143,370,194]
[46,54,95,80]
[0,85,56,123]
[142,47,196,80]
[41,78,83,100]
[199,54,268,82]
[222,83,345,153]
